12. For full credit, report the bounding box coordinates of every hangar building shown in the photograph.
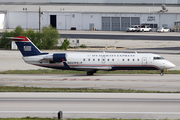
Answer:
[0,0,180,31]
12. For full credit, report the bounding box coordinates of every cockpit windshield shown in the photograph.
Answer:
[153,57,164,60]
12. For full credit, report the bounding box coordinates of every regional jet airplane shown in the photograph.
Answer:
[10,36,175,76]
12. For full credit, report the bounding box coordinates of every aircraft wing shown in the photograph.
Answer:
[63,62,111,70]
[74,66,112,70]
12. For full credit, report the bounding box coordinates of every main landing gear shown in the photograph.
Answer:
[87,71,96,76]
[160,70,164,76]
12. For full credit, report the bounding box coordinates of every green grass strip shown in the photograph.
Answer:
[0,69,180,74]
[0,86,179,93]
[0,117,54,120]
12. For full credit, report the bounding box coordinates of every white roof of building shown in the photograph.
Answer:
[0,4,180,14]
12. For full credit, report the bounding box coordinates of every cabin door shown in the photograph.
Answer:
[102,55,106,63]
[142,57,147,66]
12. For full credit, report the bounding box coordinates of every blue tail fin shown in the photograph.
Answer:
[11,36,48,57]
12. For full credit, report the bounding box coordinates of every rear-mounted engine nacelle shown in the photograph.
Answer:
[43,53,67,63]
[53,53,67,62]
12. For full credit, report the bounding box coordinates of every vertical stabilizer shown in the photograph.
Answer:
[11,36,48,57]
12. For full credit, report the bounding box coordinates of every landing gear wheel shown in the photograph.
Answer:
[160,70,164,76]
[87,71,94,76]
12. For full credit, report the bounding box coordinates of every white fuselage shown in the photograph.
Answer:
[23,52,175,71]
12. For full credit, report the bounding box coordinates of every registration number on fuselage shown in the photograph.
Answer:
[67,62,82,65]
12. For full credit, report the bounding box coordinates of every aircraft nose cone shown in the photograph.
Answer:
[171,63,176,68]
[167,62,176,69]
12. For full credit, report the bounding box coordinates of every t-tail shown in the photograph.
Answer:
[10,36,48,57]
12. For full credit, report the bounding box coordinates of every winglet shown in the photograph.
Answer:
[7,36,30,42]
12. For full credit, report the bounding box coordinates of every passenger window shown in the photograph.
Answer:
[122,59,124,61]
[107,59,109,61]
[88,59,90,61]
[137,59,139,61]
[128,59,129,61]
[83,59,85,61]
[133,59,134,61]
[112,59,114,61]
[93,59,95,61]
[98,59,100,61]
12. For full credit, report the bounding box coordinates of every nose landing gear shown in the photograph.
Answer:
[160,70,164,76]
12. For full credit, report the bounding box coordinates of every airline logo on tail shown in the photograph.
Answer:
[10,36,48,57]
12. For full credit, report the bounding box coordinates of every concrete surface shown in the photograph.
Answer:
[1,74,180,92]
[0,93,180,119]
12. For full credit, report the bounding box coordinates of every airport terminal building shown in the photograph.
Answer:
[1,0,180,31]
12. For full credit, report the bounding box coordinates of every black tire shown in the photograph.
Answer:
[160,72,164,76]
[160,70,164,76]
[87,71,94,75]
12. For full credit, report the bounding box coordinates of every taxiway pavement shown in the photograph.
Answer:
[0,93,180,119]
[1,74,180,92]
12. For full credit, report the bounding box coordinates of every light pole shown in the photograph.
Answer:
[39,6,41,33]
[153,0,154,31]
